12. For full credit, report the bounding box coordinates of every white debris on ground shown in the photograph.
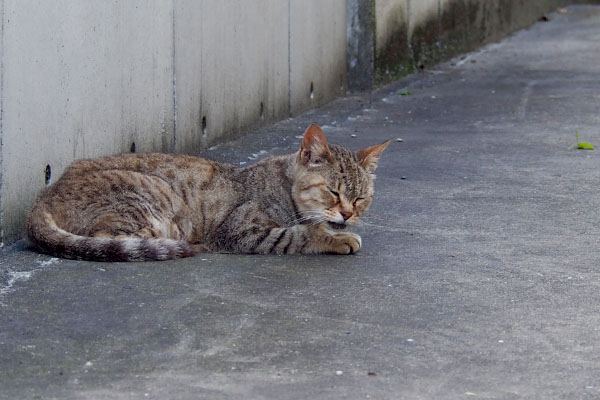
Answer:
[0,257,59,305]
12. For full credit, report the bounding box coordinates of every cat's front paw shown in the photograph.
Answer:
[332,232,362,254]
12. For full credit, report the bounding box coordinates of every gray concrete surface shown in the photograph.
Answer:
[2,5,600,399]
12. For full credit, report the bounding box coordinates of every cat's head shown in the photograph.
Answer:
[292,123,390,230]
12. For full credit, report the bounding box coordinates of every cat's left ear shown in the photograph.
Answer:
[299,123,334,166]
[357,139,392,173]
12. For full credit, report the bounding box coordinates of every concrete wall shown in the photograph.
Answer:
[290,1,348,115]
[374,0,578,82]
[0,0,595,243]
[0,0,347,243]
[1,1,176,243]
[174,0,290,153]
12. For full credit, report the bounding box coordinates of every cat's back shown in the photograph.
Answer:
[63,152,230,180]
[36,152,238,216]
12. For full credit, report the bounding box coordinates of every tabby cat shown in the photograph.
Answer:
[26,124,390,261]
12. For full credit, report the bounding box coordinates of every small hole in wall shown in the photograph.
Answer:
[130,142,136,153]
[310,82,314,100]
[260,102,264,119]
[201,116,207,136]
[44,165,52,185]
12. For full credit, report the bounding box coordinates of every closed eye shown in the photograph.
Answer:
[329,189,340,199]
[353,197,365,205]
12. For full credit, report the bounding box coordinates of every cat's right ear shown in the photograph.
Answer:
[298,123,333,166]
[357,139,392,173]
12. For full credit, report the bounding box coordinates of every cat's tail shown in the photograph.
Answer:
[26,204,197,262]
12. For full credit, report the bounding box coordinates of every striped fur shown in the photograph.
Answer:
[26,124,390,261]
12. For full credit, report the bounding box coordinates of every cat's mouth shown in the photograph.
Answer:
[327,222,347,230]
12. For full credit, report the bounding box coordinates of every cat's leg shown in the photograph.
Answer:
[305,226,362,255]
[269,225,361,255]
[215,203,361,255]
[227,223,361,255]
[124,226,208,253]
[89,208,199,245]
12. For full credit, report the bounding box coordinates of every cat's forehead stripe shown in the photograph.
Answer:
[301,181,325,191]
[323,144,370,198]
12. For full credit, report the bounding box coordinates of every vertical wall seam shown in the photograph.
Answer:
[406,0,411,38]
[0,0,4,146]
[0,0,5,242]
[287,0,291,116]
[171,0,177,153]
[406,0,416,70]
[199,2,203,145]
[346,0,376,91]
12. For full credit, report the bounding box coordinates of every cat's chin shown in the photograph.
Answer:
[327,222,347,230]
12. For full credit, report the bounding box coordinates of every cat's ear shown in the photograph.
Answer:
[298,123,333,166]
[357,139,391,173]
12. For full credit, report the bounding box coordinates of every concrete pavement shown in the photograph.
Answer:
[2,5,600,399]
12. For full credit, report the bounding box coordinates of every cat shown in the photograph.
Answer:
[26,123,390,261]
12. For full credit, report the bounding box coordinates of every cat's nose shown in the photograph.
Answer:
[340,211,353,221]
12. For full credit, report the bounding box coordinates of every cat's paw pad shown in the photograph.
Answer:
[333,232,362,254]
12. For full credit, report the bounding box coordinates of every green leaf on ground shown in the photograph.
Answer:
[397,89,413,96]
[567,131,595,150]
[577,142,595,150]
